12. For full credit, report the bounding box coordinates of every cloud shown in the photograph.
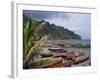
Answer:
[44,13,91,39]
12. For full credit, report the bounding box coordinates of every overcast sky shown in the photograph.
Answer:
[23,10,91,40]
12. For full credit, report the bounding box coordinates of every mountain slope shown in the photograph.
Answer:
[23,16,81,40]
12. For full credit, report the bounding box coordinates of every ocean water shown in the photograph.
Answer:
[67,48,90,55]
[52,39,90,45]
[65,39,90,45]
[65,39,91,55]
[50,39,91,55]
[63,39,90,55]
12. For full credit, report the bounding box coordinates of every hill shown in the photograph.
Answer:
[23,15,81,40]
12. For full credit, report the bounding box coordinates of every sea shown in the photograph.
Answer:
[53,39,90,45]
[65,39,90,55]
[50,39,91,55]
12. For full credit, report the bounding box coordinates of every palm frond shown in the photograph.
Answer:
[23,17,50,68]
[24,35,50,66]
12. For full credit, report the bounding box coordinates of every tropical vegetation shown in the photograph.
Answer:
[23,17,50,69]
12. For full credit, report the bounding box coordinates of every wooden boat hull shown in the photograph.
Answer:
[66,53,84,59]
[41,53,53,57]
[30,57,63,68]
[49,61,72,68]
[48,48,67,53]
[73,55,89,64]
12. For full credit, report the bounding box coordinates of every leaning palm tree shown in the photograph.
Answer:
[23,17,50,69]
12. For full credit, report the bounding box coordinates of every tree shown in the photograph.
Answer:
[23,17,50,69]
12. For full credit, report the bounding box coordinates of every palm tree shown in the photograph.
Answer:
[23,17,50,69]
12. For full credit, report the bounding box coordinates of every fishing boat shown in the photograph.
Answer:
[40,53,53,57]
[53,53,68,58]
[73,55,89,64]
[42,61,72,68]
[48,48,67,53]
[30,57,63,68]
[49,61,72,68]
[66,52,84,59]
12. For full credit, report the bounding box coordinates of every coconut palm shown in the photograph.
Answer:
[23,17,50,69]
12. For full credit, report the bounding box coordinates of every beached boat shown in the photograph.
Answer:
[40,53,53,57]
[42,61,72,68]
[48,48,67,53]
[49,61,72,68]
[30,57,63,68]
[66,52,84,59]
[53,52,80,59]
[73,55,89,64]
[53,53,68,58]
[53,52,84,59]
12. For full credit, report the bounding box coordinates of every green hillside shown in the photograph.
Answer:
[23,17,81,40]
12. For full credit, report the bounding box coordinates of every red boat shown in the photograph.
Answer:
[39,61,71,68]
[53,52,84,59]
[53,53,67,58]
[48,61,71,68]
[73,55,89,64]
[66,52,84,59]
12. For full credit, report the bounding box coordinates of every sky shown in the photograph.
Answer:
[23,10,91,40]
